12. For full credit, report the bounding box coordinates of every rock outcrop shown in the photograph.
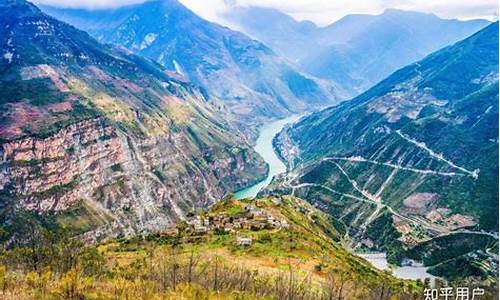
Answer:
[0,0,266,242]
[0,116,266,241]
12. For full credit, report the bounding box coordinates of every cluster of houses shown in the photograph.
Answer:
[180,204,289,246]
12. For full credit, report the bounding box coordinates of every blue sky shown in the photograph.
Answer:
[34,0,499,25]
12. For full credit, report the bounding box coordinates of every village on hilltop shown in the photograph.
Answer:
[161,199,290,247]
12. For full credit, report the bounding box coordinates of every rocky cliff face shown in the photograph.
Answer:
[1,116,265,241]
[0,0,266,242]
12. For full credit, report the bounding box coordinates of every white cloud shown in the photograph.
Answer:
[178,0,231,23]
[33,0,148,9]
[34,0,498,25]
[181,0,498,26]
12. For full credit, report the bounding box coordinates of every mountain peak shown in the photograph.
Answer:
[0,0,38,12]
[40,0,337,125]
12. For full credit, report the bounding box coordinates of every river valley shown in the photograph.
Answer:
[234,115,302,199]
[234,114,436,283]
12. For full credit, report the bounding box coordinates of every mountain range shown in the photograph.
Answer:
[0,0,497,293]
[221,6,490,95]
[271,22,499,281]
[41,0,342,130]
[0,0,267,241]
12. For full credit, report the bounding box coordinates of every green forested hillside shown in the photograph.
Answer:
[271,23,499,280]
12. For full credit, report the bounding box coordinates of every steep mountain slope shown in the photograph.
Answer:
[305,10,491,94]
[221,7,490,95]
[221,6,319,63]
[0,0,267,241]
[270,23,499,276]
[1,195,425,299]
[41,1,342,127]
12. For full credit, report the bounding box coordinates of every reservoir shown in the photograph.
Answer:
[235,115,301,199]
[356,252,436,283]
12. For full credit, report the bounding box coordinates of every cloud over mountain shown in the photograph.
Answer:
[35,0,498,25]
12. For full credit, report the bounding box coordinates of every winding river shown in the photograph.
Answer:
[233,115,435,283]
[234,115,301,199]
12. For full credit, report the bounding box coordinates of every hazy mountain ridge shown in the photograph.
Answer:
[0,0,267,241]
[221,6,491,95]
[41,0,343,129]
[270,23,499,280]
